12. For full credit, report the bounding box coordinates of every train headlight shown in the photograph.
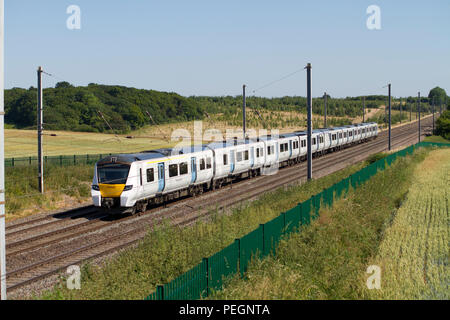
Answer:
[92,185,100,191]
[123,185,133,191]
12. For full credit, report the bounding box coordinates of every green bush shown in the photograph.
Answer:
[435,110,450,140]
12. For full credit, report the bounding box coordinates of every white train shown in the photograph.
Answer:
[91,122,378,214]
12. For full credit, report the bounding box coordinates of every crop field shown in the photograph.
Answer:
[364,148,449,299]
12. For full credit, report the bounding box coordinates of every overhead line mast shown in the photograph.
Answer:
[0,0,6,300]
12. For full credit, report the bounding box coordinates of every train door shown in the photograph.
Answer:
[275,142,279,161]
[250,147,255,167]
[230,150,235,173]
[157,162,165,192]
[191,157,197,183]
[289,140,292,157]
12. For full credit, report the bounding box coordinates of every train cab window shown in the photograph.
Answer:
[97,164,130,185]
[244,150,249,160]
[206,157,212,169]
[236,152,243,162]
[169,164,178,177]
[200,158,206,170]
[223,154,228,165]
[179,162,188,175]
[146,168,155,182]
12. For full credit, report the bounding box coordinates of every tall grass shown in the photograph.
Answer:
[209,149,431,299]
[6,164,93,220]
[36,161,366,300]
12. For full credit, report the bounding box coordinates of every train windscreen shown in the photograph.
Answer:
[97,164,130,184]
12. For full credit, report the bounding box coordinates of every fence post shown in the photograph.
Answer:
[87,154,89,164]
[11,157,14,167]
[29,156,31,165]
[60,155,62,166]
[73,154,76,165]
[203,257,209,297]
[156,285,164,300]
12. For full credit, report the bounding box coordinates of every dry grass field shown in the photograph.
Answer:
[5,109,351,158]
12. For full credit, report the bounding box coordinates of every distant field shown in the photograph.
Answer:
[5,110,352,158]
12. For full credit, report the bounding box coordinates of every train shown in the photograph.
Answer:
[91,122,379,214]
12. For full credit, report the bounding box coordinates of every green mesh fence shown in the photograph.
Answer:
[263,214,285,256]
[145,141,449,300]
[5,153,111,168]
[208,240,240,293]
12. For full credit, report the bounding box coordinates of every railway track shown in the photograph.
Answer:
[5,116,435,295]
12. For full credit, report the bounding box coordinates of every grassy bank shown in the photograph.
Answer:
[208,148,431,299]
[36,161,367,300]
[424,135,450,144]
[364,148,449,299]
[6,164,93,221]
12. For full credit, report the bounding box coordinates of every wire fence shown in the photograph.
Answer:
[145,141,450,300]
[4,153,112,168]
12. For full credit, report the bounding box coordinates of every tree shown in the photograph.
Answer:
[55,81,74,89]
[428,87,447,105]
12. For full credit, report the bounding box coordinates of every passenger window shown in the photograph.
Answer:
[312,138,316,145]
[280,144,284,152]
[206,157,212,169]
[256,148,260,158]
[169,164,178,177]
[244,150,249,160]
[147,168,154,182]
[223,154,228,165]
[267,146,271,155]
[179,162,188,175]
[237,152,242,162]
[200,159,206,170]
[260,147,264,157]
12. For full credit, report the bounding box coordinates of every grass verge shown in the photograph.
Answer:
[6,164,92,221]
[208,148,432,299]
[35,161,367,299]
[424,135,450,144]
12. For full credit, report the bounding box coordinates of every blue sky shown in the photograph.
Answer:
[4,0,450,98]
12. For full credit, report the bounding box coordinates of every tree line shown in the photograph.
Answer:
[5,82,448,133]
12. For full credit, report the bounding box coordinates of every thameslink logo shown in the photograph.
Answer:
[179,304,270,317]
